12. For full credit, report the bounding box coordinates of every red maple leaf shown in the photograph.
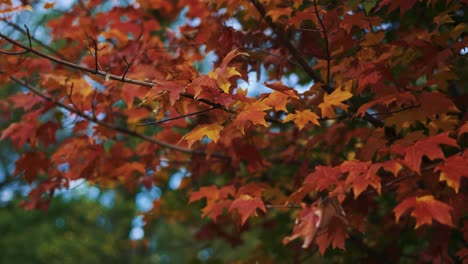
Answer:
[394,195,454,228]
[315,217,348,255]
[229,194,266,225]
[435,153,468,193]
[393,132,458,174]
[14,151,50,183]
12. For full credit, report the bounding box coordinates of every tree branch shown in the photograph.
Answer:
[0,32,270,122]
[9,76,230,160]
[249,0,333,94]
[313,0,331,87]
[138,107,216,126]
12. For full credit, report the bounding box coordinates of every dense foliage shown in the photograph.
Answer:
[0,0,467,262]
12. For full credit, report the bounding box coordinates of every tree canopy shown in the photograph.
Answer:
[0,0,467,262]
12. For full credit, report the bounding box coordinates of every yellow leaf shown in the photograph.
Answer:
[318,89,352,118]
[43,2,55,9]
[208,66,241,93]
[283,110,320,130]
[181,123,224,148]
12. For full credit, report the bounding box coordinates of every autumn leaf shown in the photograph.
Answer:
[233,101,271,134]
[318,88,352,118]
[341,160,382,198]
[189,185,235,203]
[14,151,50,183]
[266,7,292,21]
[229,194,266,225]
[208,66,241,93]
[208,48,248,93]
[396,132,458,174]
[263,81,299,98]
[394,195,454,228]
[435,153,468,193]
[459,122,468,138]
[1,121,37,149]
[43,2,55,9]
[283,110,320,130]
[263,91,289,111]
[180,123,224,148]
[315,217,348,255]
[282,204,322,248]
[304,166,342,191]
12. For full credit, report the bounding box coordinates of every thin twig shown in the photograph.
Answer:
[266,204,303,209]
[87,35,102,71]
[313,0,331,87]
[249,0,333,94]
[91,89,98,120]
[138,107,216,126]
[122,51,140,81]
[0,32,243,118]
[9,76,230,160]
[0,49,28,55]
[369,104,420,116]
[66,83,81,113]
[23,25,32,48]
[1,20,65,58]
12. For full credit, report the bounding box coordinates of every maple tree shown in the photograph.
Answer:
[0,0,467,262]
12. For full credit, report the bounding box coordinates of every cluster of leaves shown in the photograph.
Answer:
[0,0,467,262]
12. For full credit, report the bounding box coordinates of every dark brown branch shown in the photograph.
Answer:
[66,83,81,113]
[122,52,140,81]
[0,32,246,120]
[23,25,32,48]
[91,89,98,120]
[86,36,103,71]
[369,104,420,116]
[0,49,28,55]
[138,107,216,126]
[9,76,230,160]
[0,32,155,86]
[313,0,331,87]
[1,20,65,59]
[249,0,333,94]
[265,204,303,209]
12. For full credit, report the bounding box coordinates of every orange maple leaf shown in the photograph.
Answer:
[233,101,270,134]
[318,88,352,118]
[283,110,320,130]
[180,123,224,148]
[263,91,289,111]
[394,195,454,228]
